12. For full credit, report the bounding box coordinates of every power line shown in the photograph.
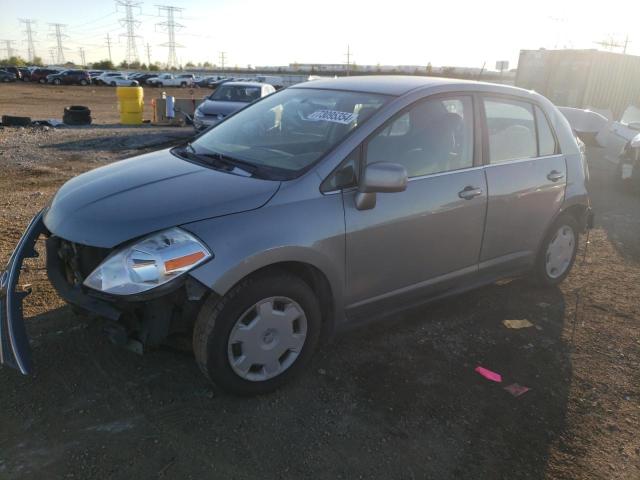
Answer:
[156,4,184,68]
[116,0,142,63]
[19,19,37,62]
[49,23,68,64]
[1,39,16,59]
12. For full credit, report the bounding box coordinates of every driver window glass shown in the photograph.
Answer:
[366,96,474,177]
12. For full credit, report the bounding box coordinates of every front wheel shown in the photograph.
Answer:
[534,214,579,286]
[193,271,321,395]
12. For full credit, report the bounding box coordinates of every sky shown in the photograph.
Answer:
[1,0,639,70]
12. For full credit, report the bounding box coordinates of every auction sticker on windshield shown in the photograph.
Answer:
[307,110,357,124]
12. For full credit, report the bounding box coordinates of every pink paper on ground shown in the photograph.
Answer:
[475,366,503,383]
[504,383,531,397]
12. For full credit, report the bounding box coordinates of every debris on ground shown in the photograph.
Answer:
[503,319,535,329]
[504,383,531,397]
[475,366,503,382]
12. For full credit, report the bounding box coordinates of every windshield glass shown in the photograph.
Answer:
[210,84,262,103]
[192,87,389,176]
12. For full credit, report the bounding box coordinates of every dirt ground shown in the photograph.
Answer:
[0,84,639,479]
[0,82,202,124]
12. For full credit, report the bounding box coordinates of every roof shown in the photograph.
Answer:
[221,81,265,88]
[292,75,521,97]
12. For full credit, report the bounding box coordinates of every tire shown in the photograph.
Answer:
[157,82,163,88]
[193,271,321,396]
[63,105,92,126]
[39,78,46,84]
[534,214,579,286]
[180,82,187,88]
[110,81,116,87]
[80,79,87,86]
[130,82,137,86]
[2,78,9,83]
[53,78,61,85]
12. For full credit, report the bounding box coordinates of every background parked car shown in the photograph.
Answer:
[129,73,157,85]
[147,73,194,87]
[193,81,275,130]
[47,70,91,86]
[88,70,104,80]
[0,70,17,83]
[105,75,139,87]
[18,68,31,82]
[94,72,125,86]
[30,68,60,84]
[3,67,22,80]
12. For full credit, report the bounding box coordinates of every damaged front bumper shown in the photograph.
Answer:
[0,210,47,374]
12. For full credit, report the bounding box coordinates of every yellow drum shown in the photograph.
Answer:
[116,86,144,125]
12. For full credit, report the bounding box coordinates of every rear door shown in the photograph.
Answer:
[479,96,566,274]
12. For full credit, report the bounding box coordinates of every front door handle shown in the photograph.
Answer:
[458,186,483,200]
[547,170,565,182]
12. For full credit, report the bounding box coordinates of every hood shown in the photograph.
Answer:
[198,99,247,116]
[44,149,280,248]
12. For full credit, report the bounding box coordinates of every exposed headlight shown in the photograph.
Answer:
[84,228,211,295]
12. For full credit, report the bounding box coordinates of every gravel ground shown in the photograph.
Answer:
[0,121,638,479]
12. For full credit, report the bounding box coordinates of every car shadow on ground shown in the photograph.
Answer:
[0,279,571,479]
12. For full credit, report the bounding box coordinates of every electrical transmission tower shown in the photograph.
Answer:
[19,19,37,62]
[146,42,152,66]
[344,45,353,76]
[105,33,113,63]
[219,51,226,71]
[48,47,56,64]
[79,47,86,66]
[49,23,67,64]
[1,40,16,59]
[156,5,183,68]
[116,0,141,63]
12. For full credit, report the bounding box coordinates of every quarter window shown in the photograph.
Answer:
[366,96,474,177]
[535,106,557,156]
[484,99,537,163]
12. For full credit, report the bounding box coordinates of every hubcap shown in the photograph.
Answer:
[227,296,307,382]
[545,225,576,279]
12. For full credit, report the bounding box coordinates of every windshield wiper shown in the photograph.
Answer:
[180,144,259,177]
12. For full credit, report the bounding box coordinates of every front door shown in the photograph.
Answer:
[343,95,487,320]
[479,97,567,274]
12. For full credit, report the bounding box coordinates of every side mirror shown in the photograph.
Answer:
[355,162,408,211]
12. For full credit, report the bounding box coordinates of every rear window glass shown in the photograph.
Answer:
[484,99,537,163]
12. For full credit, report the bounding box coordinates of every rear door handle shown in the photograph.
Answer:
[547,170,565,182]
[458,186,483,200]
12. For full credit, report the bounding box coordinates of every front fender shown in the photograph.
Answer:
[182,192,347,323]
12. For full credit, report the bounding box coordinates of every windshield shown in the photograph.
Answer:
[210,84,263,103]
[192,87,389,177]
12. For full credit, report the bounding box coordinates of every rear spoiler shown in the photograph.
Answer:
[558,107,608,147]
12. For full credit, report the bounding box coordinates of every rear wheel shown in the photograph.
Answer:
[193,271,321,395]
[534,214,579,286]
[180,82,187,88]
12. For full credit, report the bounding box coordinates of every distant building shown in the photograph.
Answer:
[516,48,640,118]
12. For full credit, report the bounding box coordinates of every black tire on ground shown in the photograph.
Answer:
[110,81,116,87]
[193,271,322,396]
[80,79,87,86]
[63,105,92,126]
[180,82,187,88]
[39,78,46,84]
[2,115,32,126]
[53,78,61,85]
[157,82,163,88]
[534,214,580,287]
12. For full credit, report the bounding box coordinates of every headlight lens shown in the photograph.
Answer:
[84,228,211,295]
